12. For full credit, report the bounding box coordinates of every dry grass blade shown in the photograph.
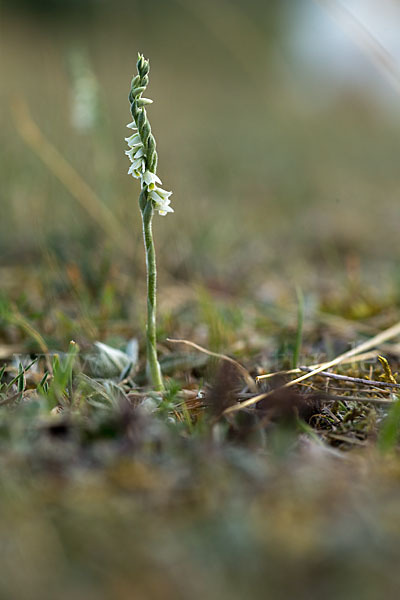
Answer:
[225,321,400,414]
[167,338,257,392]
[298,368,400,390]
[257,351,379,381]
[11,98,133,257]
[323,395,394,405]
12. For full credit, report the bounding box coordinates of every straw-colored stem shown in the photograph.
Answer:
[141,200,164,391]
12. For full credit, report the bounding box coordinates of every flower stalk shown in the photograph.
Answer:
[126,54,173,391]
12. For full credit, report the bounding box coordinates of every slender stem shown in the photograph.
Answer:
[141,199,164,391]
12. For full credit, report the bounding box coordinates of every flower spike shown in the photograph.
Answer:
[126,54,173,216]
[125,54,174,392]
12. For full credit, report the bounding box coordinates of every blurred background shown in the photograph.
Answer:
[3,6,400,598]
[1,0,400,345]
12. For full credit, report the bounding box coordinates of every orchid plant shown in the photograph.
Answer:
[125,54,173,391]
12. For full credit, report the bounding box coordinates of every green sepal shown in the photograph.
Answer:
[147,134,155,154]
[137,109,145,131]
[137,54,145,72]
[131,75,140,88]
[142,121,151,141]
[139,61,149,77]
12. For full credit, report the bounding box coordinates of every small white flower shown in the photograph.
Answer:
[125,147,140,162]
[157,199,174,216]
[125,133,141,147]
[149,188,174,216]
[150,188,172,201]
[155,196,174,215]
[142,170,162,189]
[128,159,145,177]
[133,147,144,159]
[125,148,134,162]
[125,104,173,215]
[158,207,174,216]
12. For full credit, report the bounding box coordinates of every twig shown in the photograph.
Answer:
[298,367,400,390]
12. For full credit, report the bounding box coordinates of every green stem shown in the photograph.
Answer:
[141,199,164,391]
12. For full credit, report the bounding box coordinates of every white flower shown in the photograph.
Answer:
[125,146,143,162]
[125,133,141,147]
[128,159,145,178]
[150,188,172,201]
[149,188,174,216]
[128,159,142,171]
[158,206,174,216]
[124,125,173,216]
[156,198,174,216]
[133,147,144,159]
[142,170,162,189]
